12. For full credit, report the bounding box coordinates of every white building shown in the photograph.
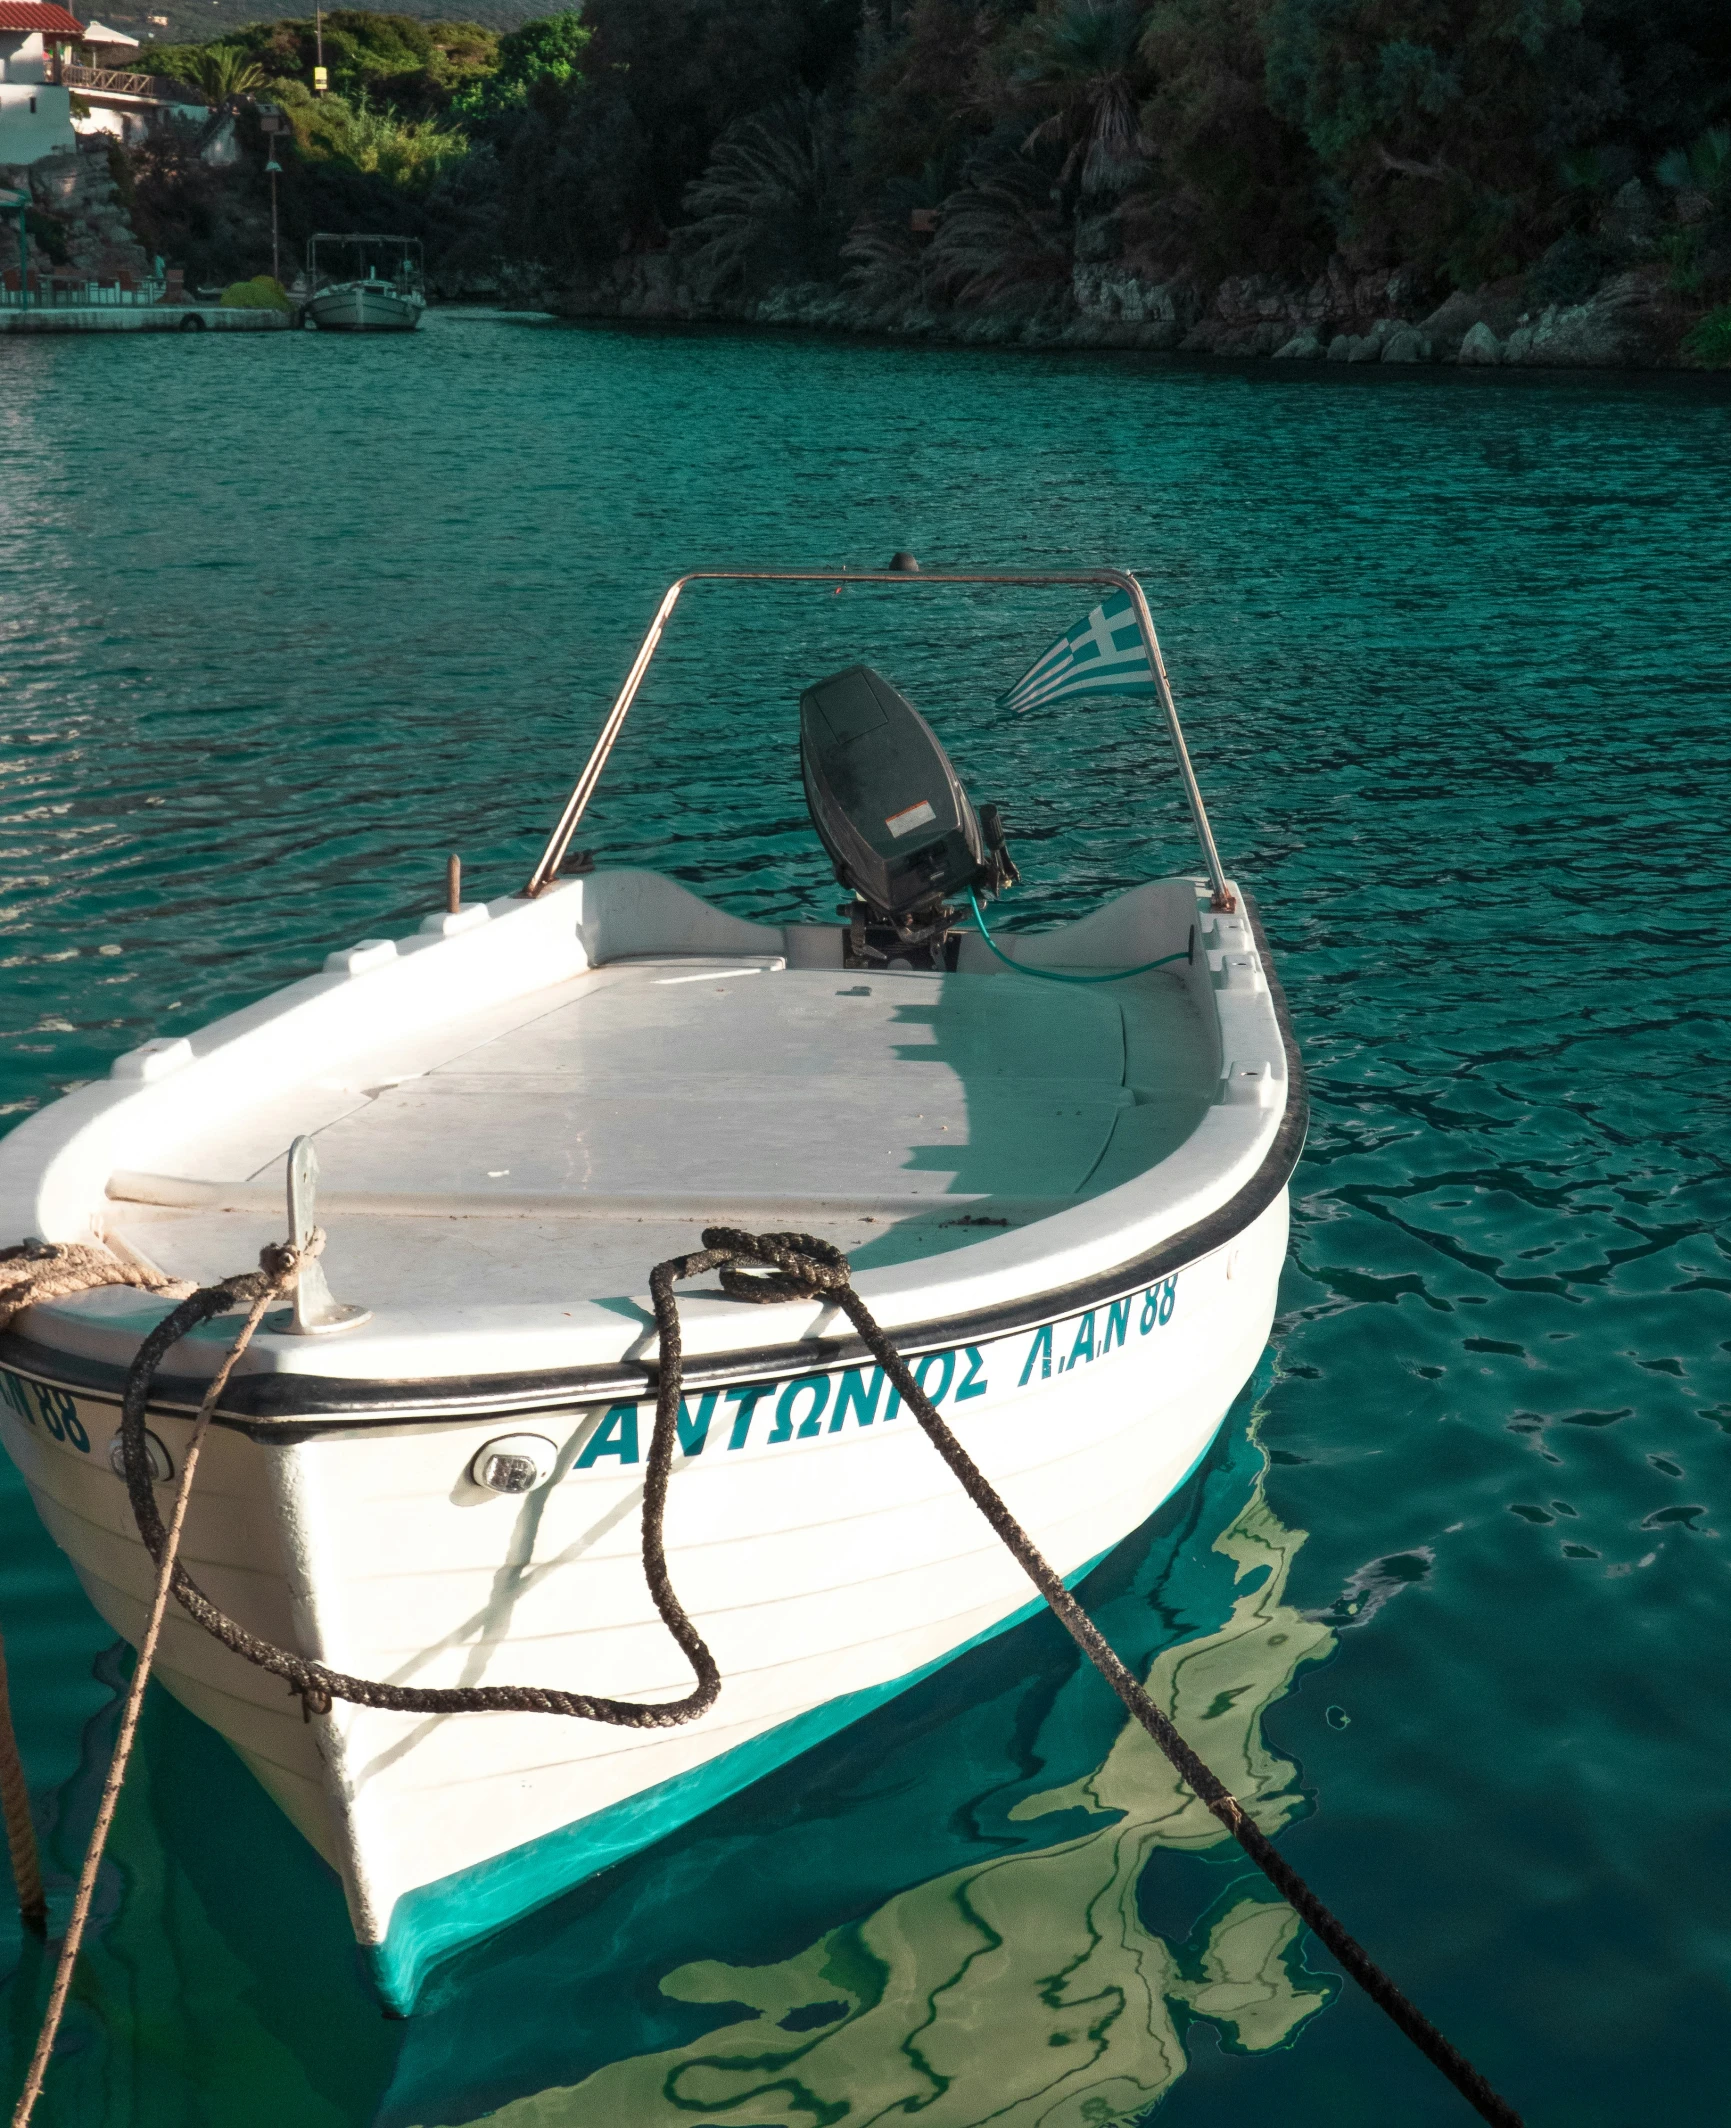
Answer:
[0,3,210,161]
[66,20,212,146]
[0,2,84,166]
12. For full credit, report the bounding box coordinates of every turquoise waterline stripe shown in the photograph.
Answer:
[366,1433,1220,2015]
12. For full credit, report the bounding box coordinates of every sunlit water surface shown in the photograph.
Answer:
[2,313,1729,2125]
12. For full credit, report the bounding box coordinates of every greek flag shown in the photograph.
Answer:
[998,589,1154,713]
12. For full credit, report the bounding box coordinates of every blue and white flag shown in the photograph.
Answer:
[998,589,1154,713]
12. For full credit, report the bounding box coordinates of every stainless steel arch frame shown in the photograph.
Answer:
[521,568,1236,912]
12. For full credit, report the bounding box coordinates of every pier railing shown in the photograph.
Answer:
[53,60,191,99]
[0,274,167,309]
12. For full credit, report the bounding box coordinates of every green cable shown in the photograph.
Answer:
[962,888,1191,985]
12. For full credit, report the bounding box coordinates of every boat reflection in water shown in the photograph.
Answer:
[459,1429,1338,2127]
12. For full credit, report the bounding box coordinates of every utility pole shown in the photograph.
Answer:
[312,6,325,92]
[260,108,286,283]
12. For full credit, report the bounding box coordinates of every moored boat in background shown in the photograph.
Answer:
[303,232,425,333]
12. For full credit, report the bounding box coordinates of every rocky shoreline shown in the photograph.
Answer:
[540,247,1717,374]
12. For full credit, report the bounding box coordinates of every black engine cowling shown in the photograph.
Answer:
[799,665,985,917]
[798,664,1016,970]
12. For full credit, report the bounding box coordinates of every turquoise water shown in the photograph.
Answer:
[3,312,1730,2123]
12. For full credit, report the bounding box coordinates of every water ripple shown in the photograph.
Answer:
[2,317,1729,2124]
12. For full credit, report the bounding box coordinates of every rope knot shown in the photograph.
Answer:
[255,1228,323,1290]
[701,1228,851,1304]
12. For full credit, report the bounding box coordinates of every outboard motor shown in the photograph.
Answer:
[799,665,1017,969]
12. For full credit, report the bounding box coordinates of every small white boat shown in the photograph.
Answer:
[0,568,1303,2014]
[303,232,425,333]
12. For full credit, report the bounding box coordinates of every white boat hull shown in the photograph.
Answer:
[0,855,1302,2010]
[0,1187,1283,2010]
[305,282,423,333]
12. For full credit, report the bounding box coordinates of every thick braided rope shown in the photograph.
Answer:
[118,1255,721,1726]
[0,1626,45,1933]
[0,1240,192,1939]
[690,1227,1522,2128]
[0,1240,191,1334]
[11,1245,297,2128]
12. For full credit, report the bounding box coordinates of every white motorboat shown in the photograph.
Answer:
[303,232,425,333]
[0,568,1303,2015]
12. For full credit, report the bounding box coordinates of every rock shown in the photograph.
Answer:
[1206,319,1285,355]
[1071,264,1200,336]
[1500,271,1675,367]
[1457,321,1503,364]
[1323,257,1428,325]
[20,141,150,286]
[621,252,700,320]
[1380,325,1432,362]
[540,245,1698,370]
[1596,179,1661,261]
[1418,277,1524,357]
[1527,230,1613,307]
[1213,272,1325,328]
[752,281,856,329]
[1072,211,1121,265]
[956,312,1019,345]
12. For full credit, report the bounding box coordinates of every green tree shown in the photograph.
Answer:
[926,143,1073,309]
[1128,0,1329,279]
[1005,0,1152,199]
[1261,0,1629,282]
[186,45,267,102]
[144,16,498,117]
[850,0,998,198]
[495,12,590,88]
[454,11,588,117]
[680,90,849,293]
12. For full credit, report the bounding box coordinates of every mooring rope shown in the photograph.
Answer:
[0,1239,190,1333]
[8,1241,300,2128]
[0,1243,194,1944]
[0,1625,46,1935]
[110,1261,721,1727]
[29,1228,1519,2122]
[663,1230,1524,2128]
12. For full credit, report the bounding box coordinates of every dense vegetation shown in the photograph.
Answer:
[125,0,1731,345]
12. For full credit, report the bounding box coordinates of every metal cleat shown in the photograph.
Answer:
[283,1135,371,1335]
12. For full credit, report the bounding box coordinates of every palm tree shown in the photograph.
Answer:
[925,151,1071,311]
[187,44,266,105]
[680,92,848,297]
[1012,0,1150,198]
[842,155,960,310]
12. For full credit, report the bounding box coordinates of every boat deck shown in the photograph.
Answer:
[104,953,1216,1309]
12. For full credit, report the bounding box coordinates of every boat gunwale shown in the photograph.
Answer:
[0,897,1304,1440]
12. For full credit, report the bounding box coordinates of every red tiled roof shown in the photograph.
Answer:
[0,4,88,33]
